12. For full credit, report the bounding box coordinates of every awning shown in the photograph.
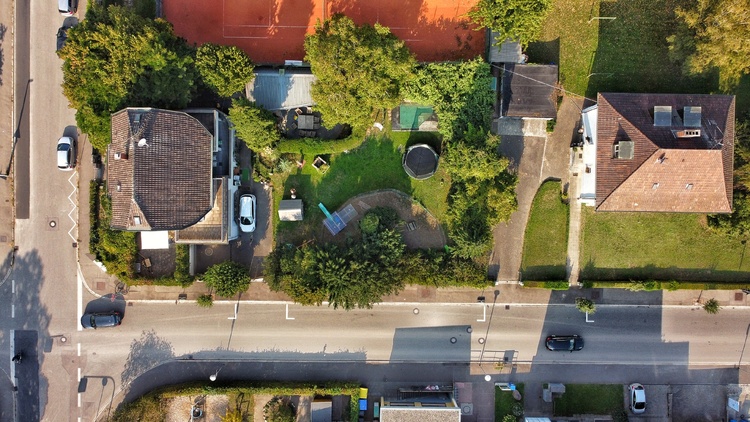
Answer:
[140,231,170,250]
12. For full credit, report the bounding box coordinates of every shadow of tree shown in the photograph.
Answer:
[121,330,175,388]
[0,249,51,421]
[0,23,6,85]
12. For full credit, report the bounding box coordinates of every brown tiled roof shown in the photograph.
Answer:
[108,108,214,230]
[595,93,735,213]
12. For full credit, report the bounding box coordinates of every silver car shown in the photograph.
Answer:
[238,194,256,233]
[629,383,646,414]
[57,136,76,171]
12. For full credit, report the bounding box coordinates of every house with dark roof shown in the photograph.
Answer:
[108,108,239,244]
[245,68,316,111]
[579,93,735,213]
[499,64,558,120]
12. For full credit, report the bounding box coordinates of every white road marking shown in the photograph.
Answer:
[66,172,78,243]
[11,304,14,319]
[228,303,238,320]
[77,267,83,331]
[285,304,295,320]
[77,343,81,357]
[11,279,14,293]
[477,304,487,322]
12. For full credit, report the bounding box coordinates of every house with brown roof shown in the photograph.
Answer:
[579,93,735,213]
[108,108,240,245]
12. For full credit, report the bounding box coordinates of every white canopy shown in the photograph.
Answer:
[140,231,170,250]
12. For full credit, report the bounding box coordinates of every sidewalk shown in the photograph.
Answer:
[0,0,16,283]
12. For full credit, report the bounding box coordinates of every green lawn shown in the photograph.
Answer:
[527,0,748,108]
[580,207,750,282]
[494,384,524,422]
[553,384,623,417]
[273,132,450,242]
[521,181,569,281]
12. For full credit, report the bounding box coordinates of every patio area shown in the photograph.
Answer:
[275,107,347,140]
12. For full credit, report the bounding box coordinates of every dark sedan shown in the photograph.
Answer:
[545,335,584,352]
[81,312,122,329]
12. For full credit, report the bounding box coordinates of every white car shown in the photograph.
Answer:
[238,194,256,233]
[58,0,77,16]
[57,136,76,171]
[629,383,646,414]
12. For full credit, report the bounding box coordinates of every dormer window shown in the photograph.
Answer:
[613,140,634,159]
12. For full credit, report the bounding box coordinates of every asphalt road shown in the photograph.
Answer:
[71,301,750,419]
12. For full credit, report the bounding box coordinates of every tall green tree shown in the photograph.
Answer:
[58,5,196,151]
[304,14,416,128]
[202,261,250,298]
[404,59,494,140]
[229,97,280,151]
[668,0,750,90]
[468,0,552,47]
[196,43,255,97]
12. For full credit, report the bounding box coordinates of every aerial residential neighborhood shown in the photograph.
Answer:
[0,0,748,421]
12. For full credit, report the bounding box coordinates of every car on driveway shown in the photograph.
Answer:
[57,136,76,171]
[238,194,256,233]
[81,312,122,329]
[545,335,584,352]
[629,383,646,414]
[58,0,77,16]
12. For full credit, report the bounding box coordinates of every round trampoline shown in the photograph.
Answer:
[402,144,439,180]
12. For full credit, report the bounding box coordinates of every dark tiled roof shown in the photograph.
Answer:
[595,93,735,213]
[501,64,558,119]
[108,109,214,230]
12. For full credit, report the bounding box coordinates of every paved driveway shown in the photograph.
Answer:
[490,97,582,282]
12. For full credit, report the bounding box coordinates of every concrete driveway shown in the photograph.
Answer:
[490,97,582,282]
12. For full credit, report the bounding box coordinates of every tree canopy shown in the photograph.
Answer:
[468,0,552,47]
[304,14,416,128]
[668,0,750,91]
[196,43,255,97]
[403,59,495,140]
[442,128,518,259]
[202,261,250,298]
[229,97,281,152]
[58,5,196,151]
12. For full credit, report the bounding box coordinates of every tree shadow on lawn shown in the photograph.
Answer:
[585,0,718,99]
[579,260,750,283]
[521,265,567,282]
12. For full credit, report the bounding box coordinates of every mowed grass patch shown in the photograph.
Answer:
[274,133,450,242]
[495,384,524,421]
[553,384,623,417]
[580,207,750,282]
[521,181,569,280]
[526,0,601,96]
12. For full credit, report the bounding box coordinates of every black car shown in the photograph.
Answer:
[81,312,122,329]
[545,335,584,352]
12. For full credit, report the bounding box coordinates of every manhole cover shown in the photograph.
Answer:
[47,218,59,229]
[736,292,744,301]
[478,338,485,344]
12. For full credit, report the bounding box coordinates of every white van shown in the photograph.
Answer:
[58,0,77,16]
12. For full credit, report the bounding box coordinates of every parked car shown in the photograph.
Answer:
[58,0,77,16]
[629,383,646,414]
[545,335,584,352]
[80,312,122,329]
[56,25,69,51]
[238,194,256,232]
[57,136,76,171]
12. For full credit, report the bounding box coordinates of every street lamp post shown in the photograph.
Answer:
[209,364,226,382]
[478,290,500,381]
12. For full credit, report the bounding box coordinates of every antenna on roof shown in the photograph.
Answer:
[137,138,149,148]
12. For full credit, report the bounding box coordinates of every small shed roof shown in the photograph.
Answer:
[501,64,558,119]
[279,199,304,221]
[246,68,316,111]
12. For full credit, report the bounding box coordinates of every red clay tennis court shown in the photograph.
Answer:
[163,0,485,64]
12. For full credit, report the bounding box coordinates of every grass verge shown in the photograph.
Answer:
[521,181,569,281]
[553,384,623,416]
